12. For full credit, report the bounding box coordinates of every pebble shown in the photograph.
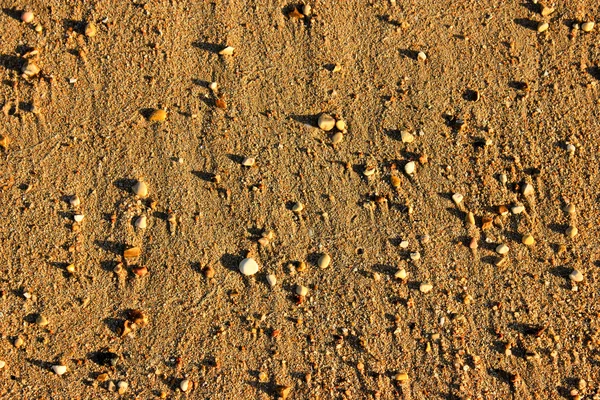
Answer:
[496,243,509,255]
[69,195,80,208]
[395,268,407,279]
[404,161,416,175]
[317,113,336,131]
[569,269,584,283]
[335,119,347,131]
[21,11,34,23]
[409,252,420,261]
[582,22,595,32]
[132,266,148,277]
[0,360,5,369]
[132,180,148,197]
[239,257,259,276]
[302,4,311,16]
[36,314,49,326]
[363,166,376,177]
[202,265,215,278]
[400,131,415,143]
[85,22,97,37]
[522,183,534,196]
[537,22,549,33]
[541,6,555,16]
[499,173,507,184]
[466,212,475,225]
[390,175,401,188]
[73,214,84,223]
[117,381,129,395]
[563,204,576,214]
[318,254,331,269]
[469,237,478,249]
[419,282,433,293]
[522,234,535,246]
[14,337,24,348]
[52,365,67,375]
[511,205,525,214]
[452,193,463,204]
[148,109,167,122]
[209,81,218,91]
[219,46,235,55]
[417,51,427,61]
[332,131,344,144]
[124,247,141,258]
[566,143,576,153]
[266,274,277,287]
[395,372,409,382]
[180,379,190,392]
[22,62,40,78]
[566,226,578,238]
[66,264,76,273]
[135,215,147,229]
[399,240,409,248]
[242,157,255,167]
[295,285,309,296]
[292,202,304,213]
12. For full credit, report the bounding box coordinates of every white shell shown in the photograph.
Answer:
[266,274,277,287]
[569,269,584,282]
[452,193,463,204]
[496,244,509,255]
[404,161,416,175]
[132,180,148,197]
[73,214,84,223]
[419,282,433,293]
[135,215,147,229]
[239,258,259,276]
[295,285,309,296]
[219,46,235,55]
[52,365,67,375]
[180,379,190,392]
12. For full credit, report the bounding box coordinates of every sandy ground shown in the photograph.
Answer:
[1,0,600,399]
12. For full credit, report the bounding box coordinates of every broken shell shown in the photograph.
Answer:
[121,320,134,336]
[395,372,409,382]
[276,385,292,399]
[73,214,84,223]
[134,215,147,229]
[317,113,336,131]
[404,161,416,175]
[218,46,235,55]
[496,244,509,255]
[400,131,415,143]
[132,266,148,277]
[569,269,584,282]
[132,180,148,197]
[452,193,463,204]
[180,379,191,392]
[537,22,549,33]
[242,157,255,167]
[522,234,535,246]
[419,282,433,293]
[21,61,40,78]
[417,51,427,61]
[266,274,277,287]
[85,22,97,37]
[395,268,407,279]
[521,183,534,196]
[566,226,578,238]
[123,247,141,258]
[363,166,376,177]
[35,314,49,326]
[581,22,595,32]
[148,109,167,122]
[292,202,304,213]
[52,365,67,375]
[69,195,80,208]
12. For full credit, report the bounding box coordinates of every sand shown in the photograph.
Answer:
[1,0,600,398]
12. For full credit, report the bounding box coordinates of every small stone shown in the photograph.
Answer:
[400,131,415,143]
[0,360,5,369]
[569,269,584,283]
[317,254,331,269]
[498,205,509,216]
[266,274,277,287]
[404,161,416,175]
[302,4,311,16]
[317,113,336,131]
[66,264,76,273]
[34,23,42,32]
[496,243,509,255]
[468,237,478,249]
[417,51,427,61]
[522,234,535,246]
[117,381,128,395]
[541,6,555,16]
[581,22,595,32]
[132,266,148,277]
[276,385,292,399]
[148,109,167,122]
[296,261,307,272]
[202,265,215,279]
[537,22,549,33]
[180,379,190,392]
[292,202,304,213]
[563,204,576,214]
[73,214,84,223]
[409,252,420,261]
[85,22,97,37]
[399,240,409,248]
[123,247,141,258]
[36,314,49,326]
[511,205,525,214]
[419,282,433,293]
[218,46,235,55]
[390,175,401,188]
[452,193,463,204]
[208,81,218,91]
[22,62,40,78]
[521,183,534,196]
[132,180,148,197]
[466,212,475,225]
[566,226,578,238]
[395,268,407,280]
[295,285,309,296]
[335,119,347,131]
[239,257,259,276]
[566,143,576,153]
[69,195,80,208]
[52,365,67,375]
[332,131,344,144]
[242,157,255,167]
[499,173,508,184]
[14,337,24,348]
[134,215,147,229]
[395,372,409,382]
[21,11,34,23]
[363,166,376,177]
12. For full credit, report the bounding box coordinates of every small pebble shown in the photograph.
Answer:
[390,175,401,188]
[21,11,34,23]
[569,269,584,283]
[499,173,507,184]
[0,360,5,369]
[73,214,84,223]
[469,237,478,249]
[566,226,578,238]
[417,51,427,61]
[85,22,97,37]
[66,264,76,273]
[332,131,344,144]
[36,314,49,326]
[318,254,331,269]
[537,22,549,33]
[148,109,167,122]
[395,372,409,382]
[409,252,420,261]
[563,204,576,214]
[566,143,576,153]
[522,234,535,246]
[117,381,128,395]
[69,195,80,208]
[295,285,309,296]
[317,113,336,131]
[511,205,525,214]
[218,46,235,55]
[14,337,24,348]
[52,365,67,375]
[132,180,148,197]
[239,257,259,276]
[302,4,311,16]
[541,6,555,16]
[581,22,595,32]
[180,379,190,392]
[399,240,409,248]
[22,62,40,78]
[419,282,433,293]
[292,202,304,213]
[242,157,255,167]
[202,265,215,279]
[208,81,218,91]
[395,268,407,279]
[452,193,463,204]
[466,212,475,225]
[400,131,414,143]
[134,215,147,229]
[266,274,277,287]
[335,119,347,131]
[404,161,416,175]
[496,243,509,255]
[363,166,376,177]
[132,266,148,277]
[522,183,534,196]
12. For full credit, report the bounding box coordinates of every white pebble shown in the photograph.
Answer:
[266,274,277,287]
[566,143,576,153]
[399,240,409,248]
[582,21,595,32]
[134,215,147,229]
[511,205,525,214]
[0,360,6,369]
[409,252,420,261]
[563,204,576,214]
[180,379,190,392]
[317,113,335,131]
[295,285,309,296]
[69,195,80,208]
[132,180,148,197]
[52,365,67,375]
[209,82,218,91]
[569,269,584,283]
[400,131,414,143]
[318,254,331,269]
[499,173,507,184]
[496,244,509,255]
[117,381,129,394]
[292,202,304,213]
[404,161,416,175]
[419,282,433,293]
[335,119,347,132]
[395,268,407,279]
[566,226,578,238]
[218,46,235,55]
[521,183,534,196]
[242,157,255,167]
[417,51,427,61]
[452,193,463,204]
[21,11,34,23]
[239,257,259,276]
[73,214,84,223]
